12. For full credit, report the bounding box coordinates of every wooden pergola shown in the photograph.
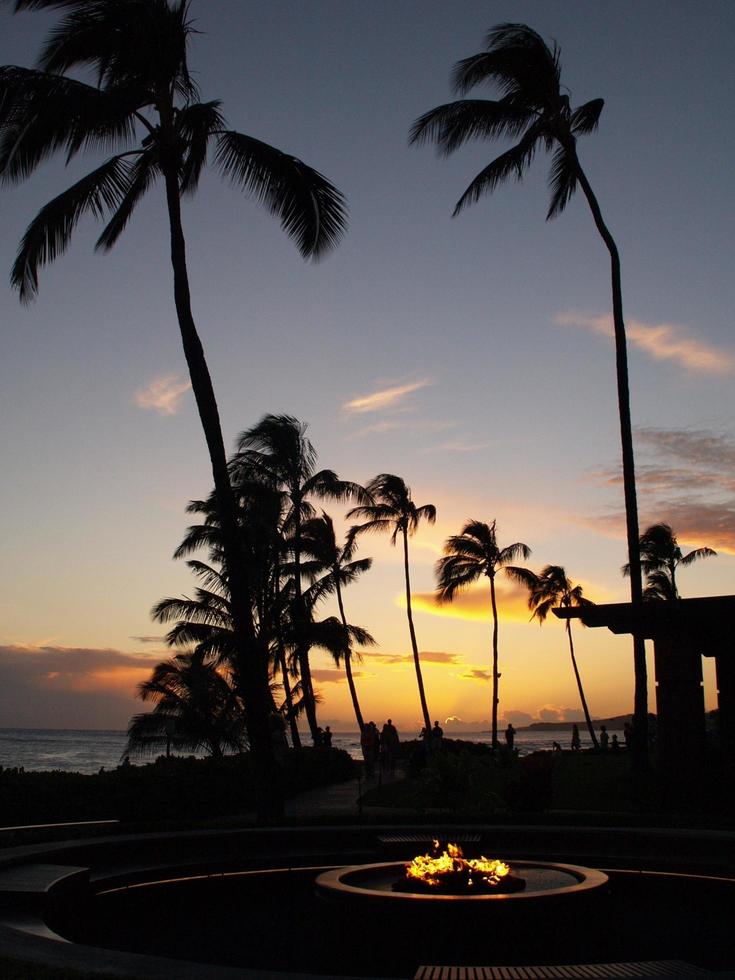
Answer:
[554,595,735,772]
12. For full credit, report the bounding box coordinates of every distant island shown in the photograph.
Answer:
[520,714,634,732]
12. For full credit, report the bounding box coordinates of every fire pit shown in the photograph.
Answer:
[316,841,608,906]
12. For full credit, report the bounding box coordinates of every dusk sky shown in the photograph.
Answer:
[1,1,733,733]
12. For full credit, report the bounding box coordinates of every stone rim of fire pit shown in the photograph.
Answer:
[316,859,609,904]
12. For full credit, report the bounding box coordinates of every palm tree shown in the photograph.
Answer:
[301,512,373,732]
[1,0,346,818]
[511,565,598,749]
[435,520,530,748]
[348,474,436,733]
[123,651,246,762]
[231,415,367,742]
[623,523,716,600]
[410,22,648,756]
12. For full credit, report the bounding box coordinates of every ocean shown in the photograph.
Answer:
[0,726,601,774]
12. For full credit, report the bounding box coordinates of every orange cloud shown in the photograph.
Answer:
[556,312,735,375]
[459,668,491,682]
[364,650,460,666]
[134,374,191,415]
[343,378,432,414]
[408,581,531,623]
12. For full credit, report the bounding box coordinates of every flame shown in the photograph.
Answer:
[405,841,511,889]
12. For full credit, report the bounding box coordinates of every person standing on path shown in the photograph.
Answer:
[571,724,581,751]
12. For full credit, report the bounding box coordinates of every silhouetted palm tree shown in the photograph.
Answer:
[410,22,648,754]
[123,651,245,762]
[349,474,436,733]
[510,565,598,749]
[301,512,373,732]
[231,415,366,742]
[623,523,716,600]
[436,520,530,748]
[1,0,346,818]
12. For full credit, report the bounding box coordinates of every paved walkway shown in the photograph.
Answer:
[283,769,401,821]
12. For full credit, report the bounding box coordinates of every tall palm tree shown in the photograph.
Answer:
[348,474,436,733]
[1,0,346,819]
[301,512,373,732]
[511,565,598,749]
[410,22,648,756]
[231,415,366,742]
[123,651,246,762]
[435,520,530,748]
[623,523,716,600]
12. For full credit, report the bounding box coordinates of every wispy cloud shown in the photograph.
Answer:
[343,378,432,415]
[556,312,735,375]
[459,668,491,682]
[134,374,191,416]
[0,644,159,728]
[410,582,531,623]
[364,650,460,666]
[420,440,490,455]
[353,419,453,439]
[586,425,735,554]
[310,667,370,684]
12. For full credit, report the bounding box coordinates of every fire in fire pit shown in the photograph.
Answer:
[393,840,526,895]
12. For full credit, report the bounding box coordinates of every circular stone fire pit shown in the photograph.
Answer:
[316,859,608,906]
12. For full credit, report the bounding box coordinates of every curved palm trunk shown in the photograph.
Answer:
[161,155,281,820]
[403,529,432,734]
[566,619,599,750]
[488,572,500,749]
[568,144,648,763]
[291,521,319,742]
[273,572,301,748]
[335,575,365,733]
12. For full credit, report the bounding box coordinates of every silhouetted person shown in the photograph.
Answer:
[611,733,620,753]
[505,723,516,750]
[381,719,399,774]
[552,740,562,752]
[314,726,324,747]
[571,724,581,751]
[431,720,444,752]
[361,722,378,777]
[599,725,609,752]
[322,725,333,748]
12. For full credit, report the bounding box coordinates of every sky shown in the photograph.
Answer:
[0,1,733,734]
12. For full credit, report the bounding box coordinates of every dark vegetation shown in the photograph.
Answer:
[362,742,734,821]
[0,747,354,827]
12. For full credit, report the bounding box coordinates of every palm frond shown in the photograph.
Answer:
[409,98,532,155]
[11,152,139,301]
[177,100,224,195]
[546,144,577,220]
[571,98,604,135]
[452,123,544,217]
[452,24,560,101]
[679,546,717,565]
[435,554,483,601]
[215,130,347,259]
[0,67,139,181]
[504,566,538,592]
[95,148,156,250]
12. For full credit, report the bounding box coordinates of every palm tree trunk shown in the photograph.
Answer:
[567,142,648,763]
[566,619,599,750]
[291,522,319,742]
[335,575,365,732]
[489,572,500,749]
[273,572,301,748]
[403,528,432,733]
[160,155,281,820]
